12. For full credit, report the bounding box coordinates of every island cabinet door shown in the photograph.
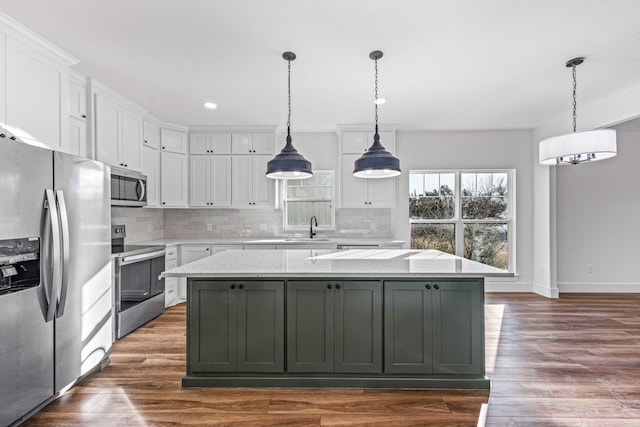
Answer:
[431,279,484,375]
[334,281,383,373]
[188,281,237,372]
[236,281,285,373]
[384,281,434,374]
[287,281,334,373]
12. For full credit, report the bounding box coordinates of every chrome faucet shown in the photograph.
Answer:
[310,216,318,239]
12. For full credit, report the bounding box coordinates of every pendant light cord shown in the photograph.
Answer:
[374,57,379,134]
[572,63,577,133]
[287,58,292,137]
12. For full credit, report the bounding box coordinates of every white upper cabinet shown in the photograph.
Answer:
[190,133,231,154]
[94,90,142,171]
[190,154,232,207]
[160,128,187,154]
[160,150,188,207]
[2,33,73,153]
[141,144,160,207]
[340,129,397,208]
[232,154,274,207]
[69,72,87,121]
[231,132,274,154]
[143,120,160,149]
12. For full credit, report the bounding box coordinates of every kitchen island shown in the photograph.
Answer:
[162,248,512,390]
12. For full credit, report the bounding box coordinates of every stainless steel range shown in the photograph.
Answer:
[111,225,166,339]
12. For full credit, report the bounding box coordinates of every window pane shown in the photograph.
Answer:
[411,223,455,254]
[287,201,332,226]
[424,174,439,194]
[409,174,424,196]
[463,223,508,269]
[461,172,508,219]
[409,172,455,220]
[410,196,455,219]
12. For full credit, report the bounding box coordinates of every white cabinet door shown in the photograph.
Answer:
[5,37,69,153]
[69,78,86,120]
[143,120,160,149]
[367,176,396,207]
[252,154,274,206]
[120,109,142,171]
[161,151,188,207]
[211,133,232,154]
[232,155,253,206]
[141,145,160,207]
[189,133,210,154]
[161,128,187,153]
[341,153,369,207]
[69,116,87,158]
[231,132,253,154]
[342,132,369,154]
[251,133,274,154]
[211,155,232,206]
[189,155,210,207]
[95,93,120,167]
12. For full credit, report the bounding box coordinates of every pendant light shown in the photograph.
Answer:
[266,52,313,179]
[353,50,401,178]
[539,57,616,165]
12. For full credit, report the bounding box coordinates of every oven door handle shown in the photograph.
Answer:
[137,179,146,202]
[119,249,166,265]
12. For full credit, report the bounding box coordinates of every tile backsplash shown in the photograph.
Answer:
[112,207,392,242]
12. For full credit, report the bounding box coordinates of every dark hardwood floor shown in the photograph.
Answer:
[22,293,640,426]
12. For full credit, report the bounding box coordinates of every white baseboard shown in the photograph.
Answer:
[532,283,559,298]
[484,282,532,293]
[559,282,640,293]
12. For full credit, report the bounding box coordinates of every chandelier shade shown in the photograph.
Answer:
[538,57,617,166]
[539,129,617,165]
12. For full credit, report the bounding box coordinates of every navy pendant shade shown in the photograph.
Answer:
[266,51,313,180]
[354,50,401,179]
[353,131,401,178]
[266,134,313,179]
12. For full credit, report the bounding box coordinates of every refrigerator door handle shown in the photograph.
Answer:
[55,190,71,317]
[44,189,62,322]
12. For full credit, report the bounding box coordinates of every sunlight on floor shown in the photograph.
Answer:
[484,303,505,374]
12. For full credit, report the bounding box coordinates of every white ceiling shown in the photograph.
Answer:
[1,0,640,132]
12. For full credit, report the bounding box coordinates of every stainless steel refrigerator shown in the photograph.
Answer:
[0,138,112,426]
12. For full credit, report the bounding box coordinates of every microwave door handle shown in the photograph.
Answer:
[55,190,71,317]
[44,189,61,322]
[137,179,146,202]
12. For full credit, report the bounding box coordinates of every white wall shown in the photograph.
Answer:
[556,119,640,292]
[393,130,534,291]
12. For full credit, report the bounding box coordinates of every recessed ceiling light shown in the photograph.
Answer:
[374,98,386,105]
[203,102,217,109]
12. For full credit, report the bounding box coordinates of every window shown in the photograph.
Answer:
[410,170,514,271]
[283,171,335,230]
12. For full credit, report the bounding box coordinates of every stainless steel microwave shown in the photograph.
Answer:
[110,167,147,207]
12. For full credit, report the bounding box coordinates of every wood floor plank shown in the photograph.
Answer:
[21,293,640,426]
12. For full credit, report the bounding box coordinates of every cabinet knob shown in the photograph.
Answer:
[0,133,5,138]
[231,284,236,289]
[238,284,244,290]
[434,284,439,290]
[335,284,341,290]
[425,284,431,289]
[327,284,332,289]
[81,114,87,119]
[206,248,209,251]
[162,146,165,149]
[144,140,148,143]
[10,136,16,140]
[162,202,166,205]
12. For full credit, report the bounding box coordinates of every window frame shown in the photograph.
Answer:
[409,169,516,272]
[281,170,336,231]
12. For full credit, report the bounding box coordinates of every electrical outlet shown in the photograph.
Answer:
[260,223,267,232]
[370,222,376,231]
[147,224,152,232]
[206,224,213,231]
[588,265,593,273]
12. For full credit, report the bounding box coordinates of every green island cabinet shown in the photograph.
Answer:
[185,277,487,389]
[287,280,382,373]
[188,280,284,373]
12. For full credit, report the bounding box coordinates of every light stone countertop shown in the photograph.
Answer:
[162,248,513,279]
[136,237,406,248]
